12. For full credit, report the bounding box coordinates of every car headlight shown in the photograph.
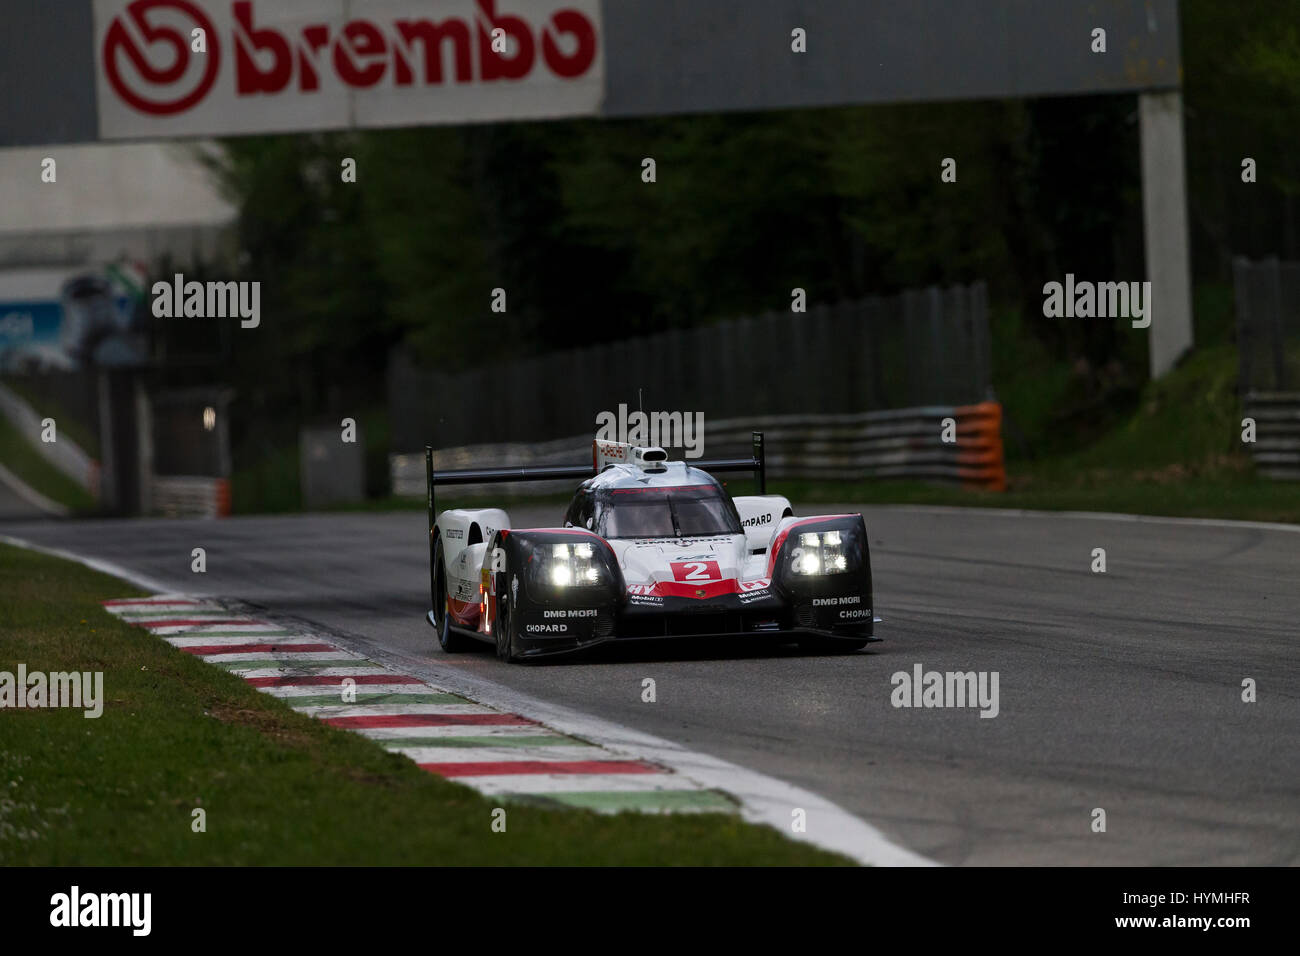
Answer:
[529,540,608,591]
[547,541,603,586]
[513,535,622,603]
[788,529,853,575]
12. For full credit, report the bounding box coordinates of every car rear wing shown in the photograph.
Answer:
[423,433,766,613]
[426,430,765,500]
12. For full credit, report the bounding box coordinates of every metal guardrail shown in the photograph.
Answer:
[391,403,1006,497]
[1243,392,1300,481]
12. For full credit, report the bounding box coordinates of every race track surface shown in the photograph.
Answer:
[6,504,1298,865]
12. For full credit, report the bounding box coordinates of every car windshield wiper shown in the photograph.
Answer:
[666,496,683,537]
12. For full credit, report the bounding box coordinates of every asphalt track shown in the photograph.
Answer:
[5,504,1298,865]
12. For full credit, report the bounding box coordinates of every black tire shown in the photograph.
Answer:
[494,566,520,663]
[433,538,472,653]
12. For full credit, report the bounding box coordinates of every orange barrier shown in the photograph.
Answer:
[215,478,232,517]
[953,401,1006,491]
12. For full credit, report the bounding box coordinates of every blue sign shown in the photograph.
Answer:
[0,273,144,372]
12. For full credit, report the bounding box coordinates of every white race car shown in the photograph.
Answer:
[425,433,878,661]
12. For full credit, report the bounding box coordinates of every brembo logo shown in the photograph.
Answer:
[101,0,599,116]
[103,0,220,114]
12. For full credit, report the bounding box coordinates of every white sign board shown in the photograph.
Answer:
[94,0,605,139]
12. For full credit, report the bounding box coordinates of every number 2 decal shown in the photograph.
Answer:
[670,560,722,582]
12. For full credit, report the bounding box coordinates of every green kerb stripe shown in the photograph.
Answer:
[379,735,589,749]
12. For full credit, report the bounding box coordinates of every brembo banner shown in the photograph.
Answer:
[0,1,1181,147]
[93,0,605,138]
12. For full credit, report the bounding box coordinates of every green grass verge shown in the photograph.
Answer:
[0,416,96,513]
[0,543,846,866]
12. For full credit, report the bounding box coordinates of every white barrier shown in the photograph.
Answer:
[150,475,231,518]
[0,381,100,496]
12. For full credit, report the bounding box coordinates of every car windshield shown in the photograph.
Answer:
[597,485,741,539]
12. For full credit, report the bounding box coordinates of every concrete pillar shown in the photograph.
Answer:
[1139,90,1195,378]
[96,370,118,511]
[134,378,152,514]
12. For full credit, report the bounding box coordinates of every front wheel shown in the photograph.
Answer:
[494,567,520,663]
[433,538,472,653]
